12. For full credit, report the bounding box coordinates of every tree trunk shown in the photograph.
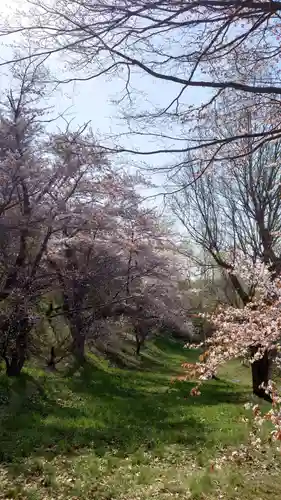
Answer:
[71,324,86,363]
[5,354,24,376]
[135,327,146,356]
[251,347,272,402]
[136,336,142,356]
[47,346,57,371]
[4,316,29,377]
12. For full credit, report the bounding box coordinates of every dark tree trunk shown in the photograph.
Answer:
[61,288,86,364]
[71,324,86,363]
[5,354,24,376]
[134,321,149,357]
[251,347,272,402]
[136,337,142,356]
[4,316,29,377]
[135,326,146,356]
[47,346,57,371]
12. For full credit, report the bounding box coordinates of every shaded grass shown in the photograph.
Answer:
[0,338,277,499]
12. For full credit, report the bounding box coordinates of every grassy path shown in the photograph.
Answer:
[0,338,279,499]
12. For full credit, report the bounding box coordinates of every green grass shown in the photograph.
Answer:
[0,337,279,499]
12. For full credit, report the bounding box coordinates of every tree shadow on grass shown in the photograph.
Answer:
[0,359,249,471]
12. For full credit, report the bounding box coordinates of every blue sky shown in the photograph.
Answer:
[0,1,207,206]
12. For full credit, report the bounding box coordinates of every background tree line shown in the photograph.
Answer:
[0,60,193,376]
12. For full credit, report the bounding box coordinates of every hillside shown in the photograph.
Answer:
[0,338,280,500]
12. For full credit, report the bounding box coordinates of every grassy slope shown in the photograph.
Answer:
[0,338,280,499]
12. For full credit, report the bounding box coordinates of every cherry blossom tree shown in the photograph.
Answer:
[171,114,281,398]
[0,60,60,375]
[0,60,124,372]
[0,51,194,374]
[179,259,281,401]
[48,197,192,361]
